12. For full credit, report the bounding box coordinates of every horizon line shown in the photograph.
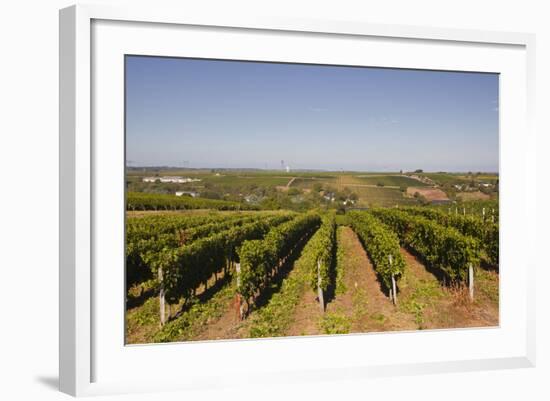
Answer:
[126,165,499,174]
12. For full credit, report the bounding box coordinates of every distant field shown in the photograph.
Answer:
[352,175,429,187]
[290,177,338,189]
[406,187,449,202]
[419,173,498,186]
[351,186,418,207]
[287,174,421,207]
[198,175,291,187]
[418,173,470,185]
[456,191,491,201]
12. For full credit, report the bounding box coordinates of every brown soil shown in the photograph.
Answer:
[285,288,323,336]
[194,294,244,341]
[406,187,449,202]
[125,268,232,344]
[398,249,499,330]
[327,227,417,333]
[456,191,491,201]
[125,297,160,344]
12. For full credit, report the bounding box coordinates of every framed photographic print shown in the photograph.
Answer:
[59,4,536,397]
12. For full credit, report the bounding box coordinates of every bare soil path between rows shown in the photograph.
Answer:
[285,281,323,336]
[194,294,242,341]
[324,226,417,333]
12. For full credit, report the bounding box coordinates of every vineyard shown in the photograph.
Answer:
[120,55,501,344]
[126,205,499,344]
[127,192,258,211]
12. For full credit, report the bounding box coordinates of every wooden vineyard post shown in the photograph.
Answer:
[159,267,166,326]
[482,207,486,222]
[391,275,397,305]
[389,255,397,305]
[468,263,474,301]
[463,207,466,216]
[455,207,458,215]
[317,260,325,312]
[235,262,245,320]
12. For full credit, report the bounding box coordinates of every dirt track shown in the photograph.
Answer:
[324,227,417,333]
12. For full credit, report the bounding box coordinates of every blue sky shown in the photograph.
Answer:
[126,56,499,172]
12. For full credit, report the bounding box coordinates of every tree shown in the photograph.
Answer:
[287,187,302,196]
[260,198,281,210]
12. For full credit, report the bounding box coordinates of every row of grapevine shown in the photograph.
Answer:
[126,214,276,288]
[303,213,336,305]
[432,200,499,220]
[237,213,322,313]
[371,208,480,282]
[401,207,499,265]
[177,215,264,244]
[127,191,258,211]
[127,213,240,243]
[348,211,405,292]
[150,215,294,315]
[246,217,336,337]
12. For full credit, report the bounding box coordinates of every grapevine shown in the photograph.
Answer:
[370,208,480,282]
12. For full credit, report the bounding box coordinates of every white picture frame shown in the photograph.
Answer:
[59,4,536,397]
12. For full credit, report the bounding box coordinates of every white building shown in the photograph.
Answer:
[175,191,199,197]
[142,176,201,184]
[323,192,336,202]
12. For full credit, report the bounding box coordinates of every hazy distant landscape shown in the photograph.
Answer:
[126,167,498,211]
